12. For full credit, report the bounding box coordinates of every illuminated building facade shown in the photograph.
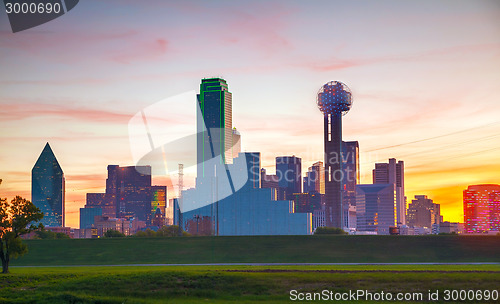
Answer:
[152,207,166,228]
[85,165,165,225]
[31,143,65,227]
[151,185,167,218]
[463,184,500,233]
[85,193,115,218]
[490,192,500,232]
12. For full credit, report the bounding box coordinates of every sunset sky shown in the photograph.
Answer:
[1,0,499,228]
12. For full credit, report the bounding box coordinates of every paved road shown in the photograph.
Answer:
[11,262,500,268]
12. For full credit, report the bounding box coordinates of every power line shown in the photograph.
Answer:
[361,133,500,166]
[365,121,500,152]
[406,146,500,169]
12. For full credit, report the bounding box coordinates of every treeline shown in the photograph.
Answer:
[134,225,191,237]
[34,230,70,239]
[102,225,191,238]
[314,227,348,235]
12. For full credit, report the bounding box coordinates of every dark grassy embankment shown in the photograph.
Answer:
[11,235,500,266]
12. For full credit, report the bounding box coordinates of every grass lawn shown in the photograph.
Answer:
[12,235,500,266]
[3,235,498,303]
[1,265,499,303]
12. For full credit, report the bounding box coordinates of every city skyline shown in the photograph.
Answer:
[1,0,500,228]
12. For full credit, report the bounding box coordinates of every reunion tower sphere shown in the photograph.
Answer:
[316,81,353,116]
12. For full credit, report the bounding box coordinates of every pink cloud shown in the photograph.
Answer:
[0,29,171,64]
[309,43,500,71]
[0,101,132,123]
[221,6,293,54]
[0,30,138,54]
[0,78,114,86]
[107,38,169,64]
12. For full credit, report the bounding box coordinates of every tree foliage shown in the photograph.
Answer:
[0,183,44,273]
[35,229,70,239]
[134,225,190,237]
[104,229,125,238]
[314,227,348,235]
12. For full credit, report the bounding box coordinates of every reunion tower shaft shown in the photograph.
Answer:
[317,81,353,229]
[324,112,343,228]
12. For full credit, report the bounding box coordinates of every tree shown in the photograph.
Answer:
[0,183,44,273]
[157,225,190,237]
[314,227,348,235]
[35,229,70,239]
[104,229,125,238]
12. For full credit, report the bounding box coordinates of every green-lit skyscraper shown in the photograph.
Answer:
[31,142,65,227]
[196,78,232,178]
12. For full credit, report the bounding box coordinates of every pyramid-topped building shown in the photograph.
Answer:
[31,143,65,227]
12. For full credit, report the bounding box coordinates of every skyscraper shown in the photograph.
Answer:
[276,156,302,200]
[85,165,161,224]
[79,207,102,230]
[232,128,241,160]
[110,165,152,222]
[463,184,500,233]
[406,195,441,228]
[342,141,359,229]
[86,193,115,218]
[490,192,500,232]
[31,143,65,227]
[373,158,406,225]
[303,161,325,194]
[197,78,232,178]
[151,185,167,218]
[356,184,396,235]
[176,78,313,236]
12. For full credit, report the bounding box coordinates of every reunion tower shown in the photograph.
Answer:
[317,81,353,228]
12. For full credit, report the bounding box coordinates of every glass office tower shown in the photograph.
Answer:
[197,78,233,178]
[31,142,65,227]
[276,156,302,200]
[356,184,396,235]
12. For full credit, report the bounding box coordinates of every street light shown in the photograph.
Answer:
[193,214,201,235]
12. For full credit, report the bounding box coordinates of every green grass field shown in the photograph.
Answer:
[2,265,500,303]
[3,235,499,303]
[11,235,500,266]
